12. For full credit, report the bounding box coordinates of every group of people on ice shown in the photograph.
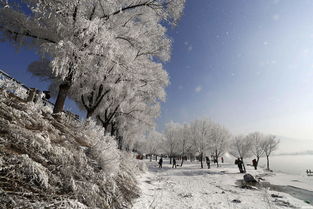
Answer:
[204,156,224,169]
[234,158,259,173]
[157,157,177,168]
[235,158,245,173]
[158,156,224,169]
[157,155,261,174]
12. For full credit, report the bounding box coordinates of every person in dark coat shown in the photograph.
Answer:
[172,158,177,168]
[252,159,257,170]
[205,156,210,169]
[237,158,244,173]
[158,157,163,168]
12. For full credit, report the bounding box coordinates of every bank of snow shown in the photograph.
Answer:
[0,90,145,209]
[132,160,313,209]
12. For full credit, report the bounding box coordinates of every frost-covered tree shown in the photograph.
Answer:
[189,119,212,169]
[0,0,185,113]
[72,40,169,122]
[94,63,168,140]
[144,130,163,161]
[115,106,159,151]
[94,81,163,150]
[262,135,279,170]
[228,135,252,173]
[178,124,192,167]
[163,122,181,164]
[209,123,230,168]
[246,132,265,170]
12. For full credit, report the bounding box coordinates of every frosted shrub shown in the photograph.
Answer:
[0,78,28,99]
[0,91,142,208]
[37,199,90,209]
[33,100,54,114]
[88,139,120,175]
[0,155,50,190]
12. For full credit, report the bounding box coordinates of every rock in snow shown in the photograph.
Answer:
[243,173,258,184]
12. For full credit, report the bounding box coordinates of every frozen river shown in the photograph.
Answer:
[258,154,313,176]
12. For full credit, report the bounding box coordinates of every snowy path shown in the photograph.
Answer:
[132,160,313,209]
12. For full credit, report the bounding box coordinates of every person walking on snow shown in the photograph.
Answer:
[205,156,210,169]
[252,159,257,170]
[158,157,163,168]
[236,158,244,173]
[172,158,177,168]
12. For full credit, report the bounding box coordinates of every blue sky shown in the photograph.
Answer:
[1,0,313,142]
[158,0,313,141]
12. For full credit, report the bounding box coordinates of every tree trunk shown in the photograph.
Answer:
[156,155,158,161]
[240,157,247,173]
[266,155,270,170]
[149,155,152,162]
[215,151,219,168]
[170,156,172,164]
[110,124,115,136]
[181,155,184,167]
[241,158,246,173]
[200,152,203,169]
[103,122,109,134]
[256,156,260,169]
[117,136,123,150]
[86,109,94,118]
[26,88,36,102]
[53,82,71,113]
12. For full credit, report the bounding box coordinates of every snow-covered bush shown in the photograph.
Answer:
[0,77,28,99]
[0,90,141,208]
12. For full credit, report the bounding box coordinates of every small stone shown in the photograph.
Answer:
[232,199,241,203]
[271,194,283,198]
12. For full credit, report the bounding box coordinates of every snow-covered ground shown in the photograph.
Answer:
[132,159,313,209]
